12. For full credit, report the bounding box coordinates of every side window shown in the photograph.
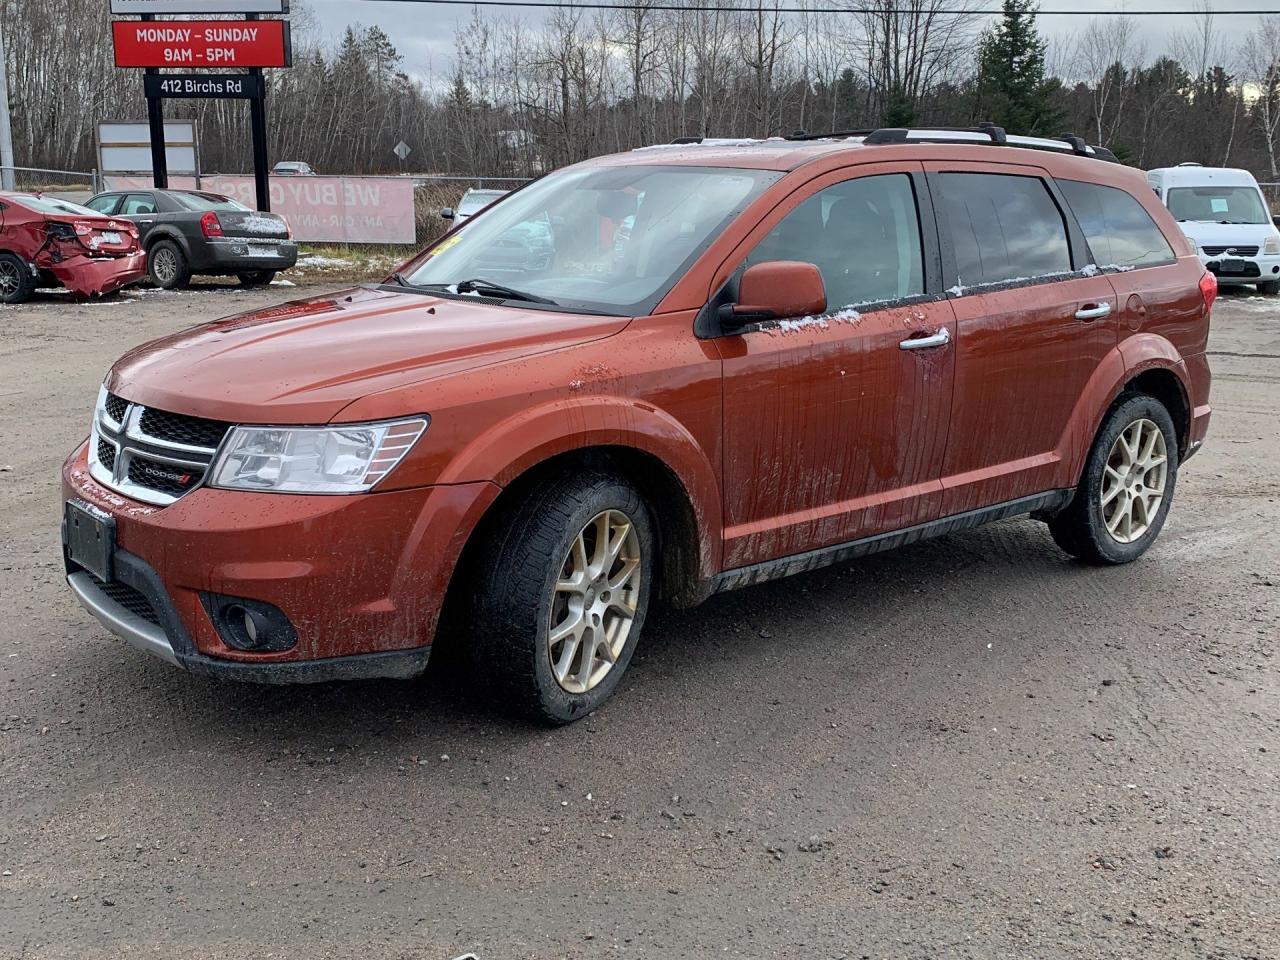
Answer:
[122,194,158,215]
[86,195,119,215]
[939,173,1071,285]
[746,174,924,309]
[1058,179,1176,268]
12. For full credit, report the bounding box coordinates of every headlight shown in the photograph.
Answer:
[210,417,428,494]
[1265,233,1280,255]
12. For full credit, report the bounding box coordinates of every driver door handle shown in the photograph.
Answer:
[1075,302,1112,321]
[899,328,950,350]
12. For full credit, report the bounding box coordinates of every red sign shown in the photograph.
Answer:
[112,20,291,68]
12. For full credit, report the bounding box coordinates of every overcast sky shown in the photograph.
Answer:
[303,0,1267,83]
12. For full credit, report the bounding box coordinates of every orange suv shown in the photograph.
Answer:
[62,126,1213,723]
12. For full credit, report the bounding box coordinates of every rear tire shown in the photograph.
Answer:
[1256,279,1280,295]
[237,270,276,287]
[470,471,654,725]
[0,252,36,304]
[148,240,190,290]
[1048,393,1179,565]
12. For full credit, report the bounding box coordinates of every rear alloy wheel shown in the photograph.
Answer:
[1048,393,1179,564]
[237,270,277,287]
[148,240,190,290]
[1099,418,1168,544]
[0,252,35,304]
[470,472,653,724]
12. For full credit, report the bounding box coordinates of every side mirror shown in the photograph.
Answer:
[1272,214,1280,228]
[441,208,455,221]
[720,261,827,329]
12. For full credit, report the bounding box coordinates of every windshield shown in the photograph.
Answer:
[15,195,103,217]
[1167,185,1270,224]
[458,191,506,216]
[407,165,780,314]
[171,192,250,212]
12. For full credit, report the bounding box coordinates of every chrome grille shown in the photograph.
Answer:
[89,389,231,506]
[1202,244,1259,257]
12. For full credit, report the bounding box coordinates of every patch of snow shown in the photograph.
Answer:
[240,214,287,235]
[767,307,862,335]
[298,255,352,268]
[270,278,296,286]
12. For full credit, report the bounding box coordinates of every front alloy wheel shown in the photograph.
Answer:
[549,510,642,694]
[469,471,654,724]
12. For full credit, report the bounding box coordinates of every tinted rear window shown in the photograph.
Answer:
[938,173,1071,285]
[1058,179,1175,268]
[170,192,249,212]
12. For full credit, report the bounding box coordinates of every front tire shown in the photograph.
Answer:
[1257,279,1280,295]
[147,240,190,290]
[471,472,654,724]
[1048,393,1179,564]
[0,252,36,304]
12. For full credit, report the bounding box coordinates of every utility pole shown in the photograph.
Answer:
[0,19,16,191]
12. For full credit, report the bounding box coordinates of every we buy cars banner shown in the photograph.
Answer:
[112,20,291,68]
[105,175,418,244]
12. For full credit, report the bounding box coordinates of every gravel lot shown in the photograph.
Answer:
[1,281,1277,960]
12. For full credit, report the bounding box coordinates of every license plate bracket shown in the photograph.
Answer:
[65,499,115,581]
[1219,258,1247,273]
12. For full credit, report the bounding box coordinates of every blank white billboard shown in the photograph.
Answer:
[97,120,199,176]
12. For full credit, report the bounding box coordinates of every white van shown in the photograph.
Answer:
[1148,164,1280,293]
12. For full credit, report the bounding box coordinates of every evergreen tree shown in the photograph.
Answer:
[976,0,1062,136]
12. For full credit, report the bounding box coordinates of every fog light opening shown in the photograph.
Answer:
[204,595,298,653]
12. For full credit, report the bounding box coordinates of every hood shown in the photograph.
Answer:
[1176,220,1278,248]
[107,285,630,424]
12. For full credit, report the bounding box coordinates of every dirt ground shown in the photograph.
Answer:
[0,280,1276,960]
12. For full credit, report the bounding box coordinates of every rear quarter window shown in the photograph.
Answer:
[1058,179,1176,268]
[937,172,1071,286]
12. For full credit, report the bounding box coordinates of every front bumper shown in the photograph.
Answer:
[61,442,500,683]
[1200,252,1280,285]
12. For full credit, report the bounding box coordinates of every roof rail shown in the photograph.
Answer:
[859,124,1118,163]
[662,126,1119,162]
[785,128,876,141]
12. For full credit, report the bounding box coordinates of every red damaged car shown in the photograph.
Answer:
[0,192,146,303]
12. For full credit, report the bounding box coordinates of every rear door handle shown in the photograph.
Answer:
[1075,302,1112,321]
[899,328,950,350]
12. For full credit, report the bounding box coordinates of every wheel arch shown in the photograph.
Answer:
[1123,366,1191,457]
[457,444,712,610]
[144,227,191,257]
[1060,336,1194,487]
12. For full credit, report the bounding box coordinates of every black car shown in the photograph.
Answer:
[84,189,297,289]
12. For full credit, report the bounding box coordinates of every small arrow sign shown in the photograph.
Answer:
[393,140,411,161]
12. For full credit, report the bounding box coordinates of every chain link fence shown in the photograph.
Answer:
[1,166,101,200]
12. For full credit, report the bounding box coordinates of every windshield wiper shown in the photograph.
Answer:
[454,278,558,305]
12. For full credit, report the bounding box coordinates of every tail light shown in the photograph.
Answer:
[1199,270,1218,314]
[46,221,76,241]
[200,211,224,238]
[74,222,92,236]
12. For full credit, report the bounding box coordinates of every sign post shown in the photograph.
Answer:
[111,0,291,212]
